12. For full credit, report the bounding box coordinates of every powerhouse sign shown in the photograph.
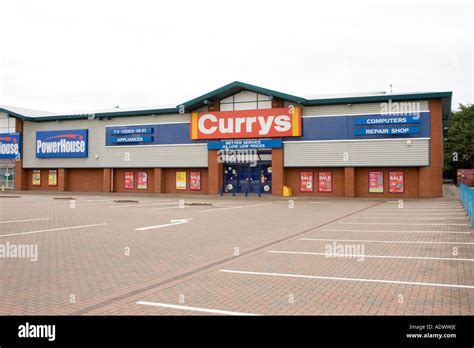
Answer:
[0,133,21,159]
[191,107,302,140]
[207,139,282,150]
[36,129,88,158]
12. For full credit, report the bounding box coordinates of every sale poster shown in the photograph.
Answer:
[369,171,384,193]
[32,170,41,186]
[318,171,332,192]
[189,171,201,191]
[124,171,134,189]
[300,171,314,192]
[48,170,58,186]
[389,171,404,193]
[176,171,187,190]
[137,172,148,190]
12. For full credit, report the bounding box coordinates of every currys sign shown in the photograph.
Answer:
[0,133,21,159]
[36,129,88,158]
[190,107,301,140]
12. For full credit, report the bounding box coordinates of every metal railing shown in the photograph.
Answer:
[460,183,474,227]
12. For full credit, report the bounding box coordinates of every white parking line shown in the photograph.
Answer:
[0,223,107,238]
[338,222,468,226]
[299,238,474,245]
[0,218,50,224]
[268,250,474,262]
[322,229,470,234]
[220,269,474,289]
[135,219,191,231]
[136,301,259,316]
[198,203,273,213]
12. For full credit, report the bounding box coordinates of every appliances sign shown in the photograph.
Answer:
[106,126,154,145]
[36,130,88,158]
[0,133,21,159]
[191,107,301,140]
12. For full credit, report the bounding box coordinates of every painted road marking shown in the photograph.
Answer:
[198,203,273,213]
[338,222,468,226]
[0,218,50,224]
[136,301,259,316]
[220,269,474,290]
[134,219,191,231]
[0,223,107,238]
[322,229,470,234]
[268,250,474,262]
[299,238,474,245]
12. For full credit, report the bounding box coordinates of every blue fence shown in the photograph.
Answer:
[460,183,474,227]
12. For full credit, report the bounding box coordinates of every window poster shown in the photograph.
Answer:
[32,170,41,186]
[176,171,187,190]
[369,171,384,193]
[137,171,148,190]
[124,171,134,189]
[189,171,201,191]
[48,169,58,186]
[300,171,314,192]
[318,171,332,192]
[389,171,404,193]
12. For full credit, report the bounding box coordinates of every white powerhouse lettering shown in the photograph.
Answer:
[37,139,85,153]
[198,114,291,135]
[0,143,19,154]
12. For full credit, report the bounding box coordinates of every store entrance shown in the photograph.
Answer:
[223,161,272,194]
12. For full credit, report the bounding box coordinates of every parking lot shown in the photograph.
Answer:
[0,192,472,315]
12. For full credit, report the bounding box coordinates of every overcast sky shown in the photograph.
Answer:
[0,0,472,114]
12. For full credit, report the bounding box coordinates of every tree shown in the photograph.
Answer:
[444,104,474,179]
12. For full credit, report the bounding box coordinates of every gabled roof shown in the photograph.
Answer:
[0,82,452,122]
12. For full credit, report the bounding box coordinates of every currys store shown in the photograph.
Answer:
[0,81,452,198]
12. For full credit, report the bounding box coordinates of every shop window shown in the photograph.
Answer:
[220,91,272,111]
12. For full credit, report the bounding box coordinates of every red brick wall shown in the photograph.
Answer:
[163,168,208,194]
[355,167,419,198]
[284,168,345,197]
[68,169,103,192]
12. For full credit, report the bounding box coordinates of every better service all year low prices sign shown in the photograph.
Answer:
[0,133,21,159]
[207,139,282,150]
[36,129,88,158]
[191,107,302,140]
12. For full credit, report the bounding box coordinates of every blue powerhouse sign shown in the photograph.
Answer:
[208,139,282,150]
[36,129,88,158]
[106,126,155,145]
[354,126,420,136]
[0,133,21,159]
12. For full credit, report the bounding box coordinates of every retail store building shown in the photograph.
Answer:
[0,81,452,198]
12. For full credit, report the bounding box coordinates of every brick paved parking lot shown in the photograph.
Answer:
[0,192,472,315]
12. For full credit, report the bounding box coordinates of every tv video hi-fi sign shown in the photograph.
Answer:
[36,129,88,158]
[190,107,302,140]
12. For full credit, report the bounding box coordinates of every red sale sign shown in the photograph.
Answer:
[190,171,201,191]
[318,171,332,192]
[190,107,301,140]
[300,171,314,192]
[389,171,404,193]
[124,171,134,189]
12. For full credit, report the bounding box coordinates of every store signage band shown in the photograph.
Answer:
[0,133,21,159]
[207,139,282,150]
[107,126,155,145]
[36,130,88,158]
[354,126,420,136]
[190,107,302,140]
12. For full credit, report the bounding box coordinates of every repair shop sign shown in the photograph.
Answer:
[36,129,88,158]
[0,133,21,159]
[190,107,301,140]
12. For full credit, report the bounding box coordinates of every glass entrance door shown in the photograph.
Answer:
[223,162,272,194]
